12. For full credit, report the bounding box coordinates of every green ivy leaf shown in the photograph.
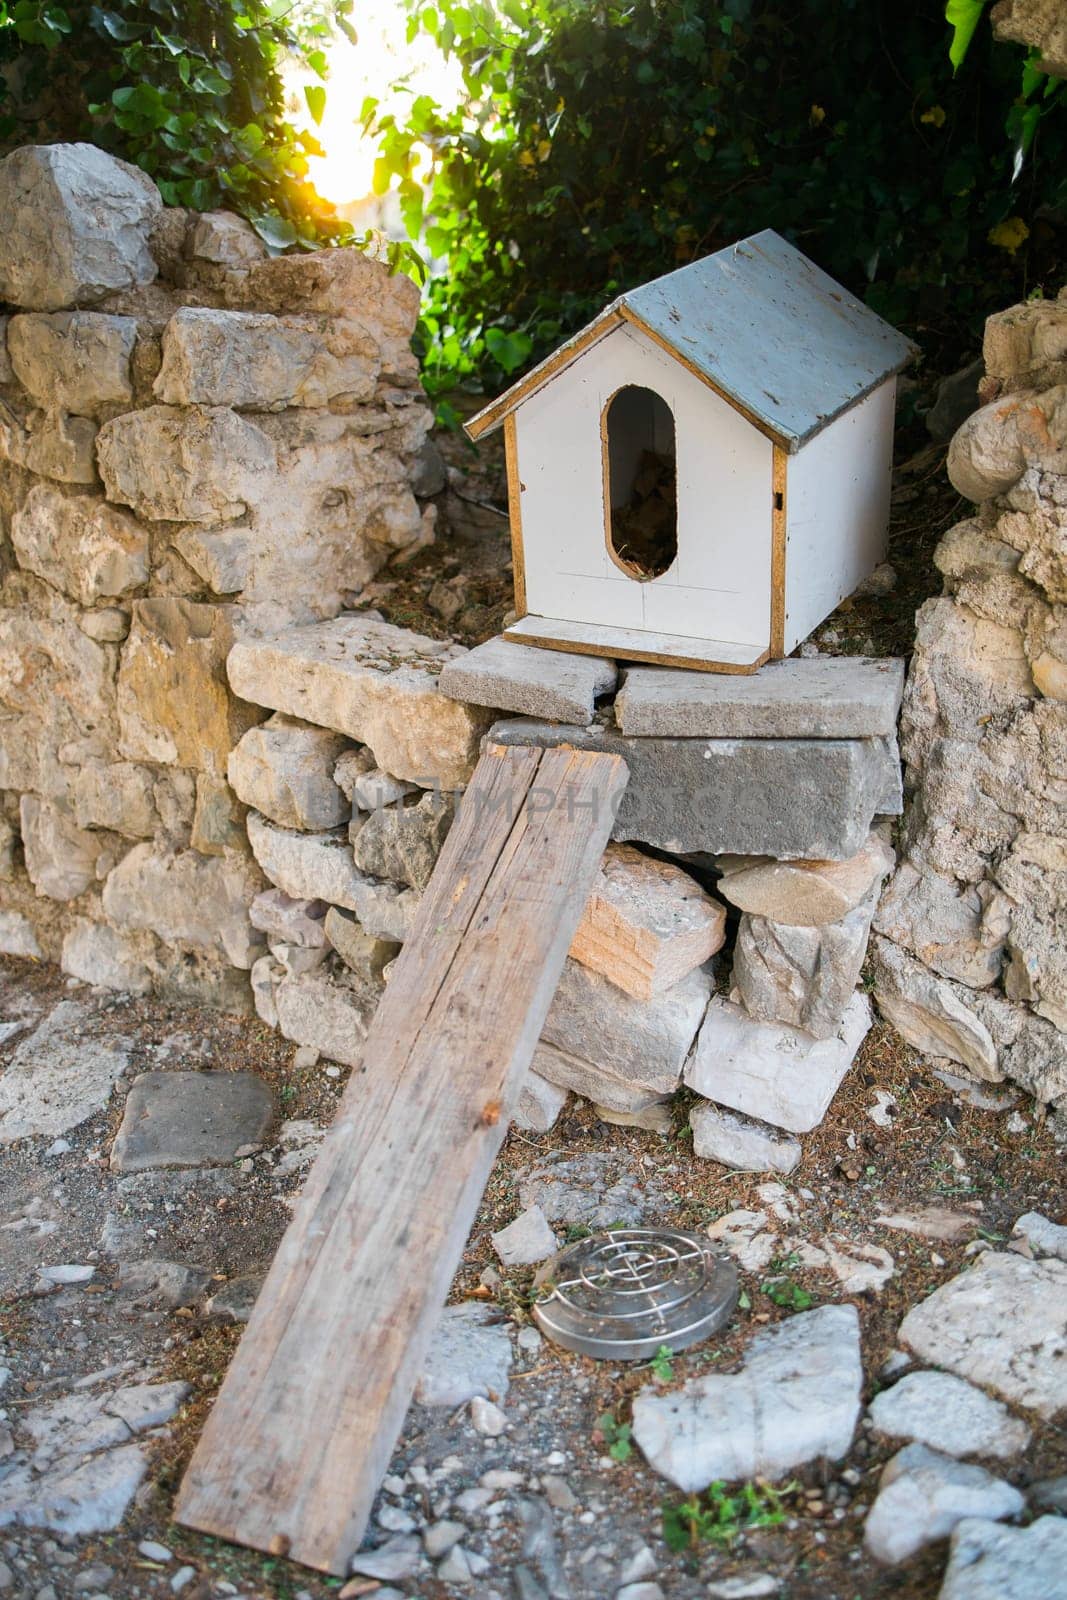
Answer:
[250,213,299,250]
[304,83,326,125]
[946,0,988,73]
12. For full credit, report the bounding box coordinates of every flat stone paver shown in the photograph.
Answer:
[109,1070,273,1172]
[615,656,905,738]
[439,635,616,725]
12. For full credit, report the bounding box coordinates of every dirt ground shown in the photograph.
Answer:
[1,950,1063,1600]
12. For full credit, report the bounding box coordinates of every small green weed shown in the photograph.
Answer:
[649,1344,674,1383]
[760,1257,814,1310]
[595,1411,633,1463]
[662,1478,795,1552]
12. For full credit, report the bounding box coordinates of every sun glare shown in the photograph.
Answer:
[290,0,463,209]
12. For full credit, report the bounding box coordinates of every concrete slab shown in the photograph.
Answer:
[438,635,616,725]
[616,657,906,738]
[109,1071,273,1172]
[488,717,901,859]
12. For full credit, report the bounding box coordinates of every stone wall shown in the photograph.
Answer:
[872,291,1067,1110]
[0,142,434,1006]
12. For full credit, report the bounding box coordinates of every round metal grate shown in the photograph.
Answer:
[532,1227,738,1360]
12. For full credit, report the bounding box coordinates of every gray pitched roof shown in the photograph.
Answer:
[466,229,916,452]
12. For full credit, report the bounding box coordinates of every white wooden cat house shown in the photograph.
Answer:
[466,229,915,673]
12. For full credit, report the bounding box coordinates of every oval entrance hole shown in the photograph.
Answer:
[604,385,678,580]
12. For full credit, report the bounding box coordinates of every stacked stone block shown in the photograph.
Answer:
[0,142,434,1005]
[873,292,1067,1109]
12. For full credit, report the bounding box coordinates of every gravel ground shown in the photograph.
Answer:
[1,952,1064,1600]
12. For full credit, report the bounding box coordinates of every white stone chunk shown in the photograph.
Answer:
[872,936,1003,1082]
[869,1369,1030,1461]
[569,844,726,1000]
[350,767,420,811]
[414,1302,512,1406]
[438,634,616,725]
[616,657,905,738]
[513,1071,570,1134]
[8,312,135,414]
[491,1204,557,1267]
[1011,1210,1067,1262]
[732,888,877,1040]
[187,211,267,266]
[632,1304,861,1492]
[716,833,894,926]
[899,1250,1067,1418]
[246,812,420,941]
[0,143,161,310]
[863,1443,1024,1565]
[154,308,380,409]
[248,888,327,948]
[60,920,153,995]
[0,910,42,958]
[684,990,871,1133]
[228,615,492,789]
[19,794,112,901]
[543,959,712,1097]
[531,1042,671,1114]
[272,968,373,1069]
[940,1516,1067,1600]
[228,714,349,830]
[689,1102,801,1174]
[11,485,148,605]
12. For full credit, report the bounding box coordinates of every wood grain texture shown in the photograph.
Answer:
[174,743,629,1576]
[770,444,788,658]
[505,615,769,675]
[504,412,527,616]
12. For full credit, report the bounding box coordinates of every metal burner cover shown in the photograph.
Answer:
[531,1227,738,1361]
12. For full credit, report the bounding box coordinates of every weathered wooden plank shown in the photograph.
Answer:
[175,742,629,1574]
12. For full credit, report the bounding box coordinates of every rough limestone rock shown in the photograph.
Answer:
[7,311,135,413]
[72,759,169,845]
[491,1204,557,1267]
[530,1041,671,1116]
[899,1250,1067,1418]
[615,657,905,738]
[117,598,260,774]
[154,308,381,409]
[689,1102,801,1174]
[228,616,492,789]
[11,485,148,605]
[0,1002,130,1141]
[868,1370,1031,1460]
[0,580,117,799]
[110,1071,273,1172]
[187,210,268,267]
[246,811,419,941]
[874,858,1008,989]
[716,833,893,926]
[871,936,1003,1081]
[732,888,877,1039]
[489,717,900,860]
[249,888,327,948]
[227,714,349,830]
[939,1515,1067,1600]
[684,991,872,1133]
[190,772,246,857]
[0,143,161,310]
[542,958,712,1097]
[569,844,726,1001]
[863,1443,1025,1565]
[414,1302,512,1407]
[632,1305,862,1492]
[272,966,374,1068]
[19,793,115,901]
[323,906,399,980]
[101,842,265,968]
[97,405,275,523]
[993,0,1067,77]
[947,388,1067,502]
[0,910,43,958]
[438,635,617,725]
[985,296,1067,392]
[513,1071,570,1134]
[351,790,453,891]
[0,404,98,484]
[60,919,153,994]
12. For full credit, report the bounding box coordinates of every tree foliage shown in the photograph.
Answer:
[0,0,361,249]
[368,0,1066,394]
